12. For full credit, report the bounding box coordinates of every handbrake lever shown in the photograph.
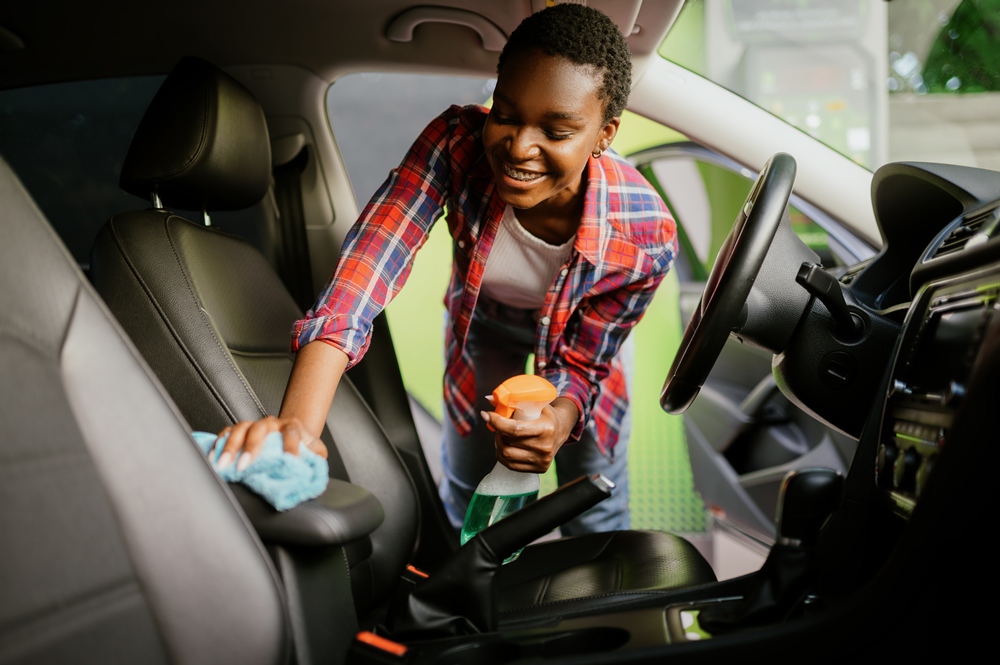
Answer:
[385,474,612,639]
[480,474,613,562]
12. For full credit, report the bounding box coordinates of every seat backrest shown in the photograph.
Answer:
[90,57,419,614]
[0,155,289,664]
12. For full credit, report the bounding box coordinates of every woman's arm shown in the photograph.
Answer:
[214,341,348,470]
[213,107,477,468]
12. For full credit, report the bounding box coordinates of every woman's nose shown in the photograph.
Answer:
[507,127,540,161]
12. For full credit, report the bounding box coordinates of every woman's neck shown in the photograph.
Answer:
[513,169,587,245]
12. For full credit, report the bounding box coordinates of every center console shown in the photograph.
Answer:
[876,266,1000,517]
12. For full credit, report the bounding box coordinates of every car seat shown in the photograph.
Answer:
[0,154,291,664]
[90,57,716,628]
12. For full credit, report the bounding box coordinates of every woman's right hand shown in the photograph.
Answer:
[214,340,347,471]
[214,415,328,471]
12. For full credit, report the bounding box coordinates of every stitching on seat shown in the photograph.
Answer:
[163,219,268,417]
[104,216,243,423]
[340,546,352,584]
[500,590,665,616]
[534,572,553,607]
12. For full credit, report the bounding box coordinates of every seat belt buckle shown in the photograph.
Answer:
[347,631,412,664]
[403,564,429,581]
[385,564,429,622]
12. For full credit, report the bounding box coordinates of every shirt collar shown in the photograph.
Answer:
[574,154,608,266]
[473,145,610,266]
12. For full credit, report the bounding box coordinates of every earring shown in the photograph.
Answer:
[592,148,603,158]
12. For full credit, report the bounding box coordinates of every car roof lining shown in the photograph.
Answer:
[0,0,684,90]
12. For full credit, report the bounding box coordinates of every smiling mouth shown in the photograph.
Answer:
[501,161,545,183]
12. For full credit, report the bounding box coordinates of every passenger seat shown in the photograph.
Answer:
[91,57,717,628]
[0,153,290,664]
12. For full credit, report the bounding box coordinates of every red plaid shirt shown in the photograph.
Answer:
[293,105,676,453]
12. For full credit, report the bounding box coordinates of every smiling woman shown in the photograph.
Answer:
[220,2,678,539]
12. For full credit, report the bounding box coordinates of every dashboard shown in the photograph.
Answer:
[855,163,1000,523]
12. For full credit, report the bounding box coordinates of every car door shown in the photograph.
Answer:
[631,142,875,547]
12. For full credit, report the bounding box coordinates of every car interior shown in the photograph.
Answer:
[2,1,998,663]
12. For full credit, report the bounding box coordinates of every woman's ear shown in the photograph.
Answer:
[595,117,621,153]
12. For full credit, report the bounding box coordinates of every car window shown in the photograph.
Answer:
[886,0,1000,170]
[327,73,496,208]
[0,77,163,267]
[659,0,1000,172]
[634,148,841,283]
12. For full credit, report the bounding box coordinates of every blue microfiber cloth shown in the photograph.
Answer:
[191,431,329,511]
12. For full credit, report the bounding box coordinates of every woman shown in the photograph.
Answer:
[217,4,676,534]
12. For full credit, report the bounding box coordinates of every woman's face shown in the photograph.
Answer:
[483,49,620,214]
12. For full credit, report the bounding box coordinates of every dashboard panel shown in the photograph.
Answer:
[877,267,1000,517]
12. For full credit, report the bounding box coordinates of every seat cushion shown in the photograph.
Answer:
[497,530,716,625]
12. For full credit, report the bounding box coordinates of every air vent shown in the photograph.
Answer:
[932,208,997,259]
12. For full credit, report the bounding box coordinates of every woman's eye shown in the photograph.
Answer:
[545,131,572,141]
[493,115,517,125]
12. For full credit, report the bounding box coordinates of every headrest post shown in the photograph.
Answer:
[151,191,164,210]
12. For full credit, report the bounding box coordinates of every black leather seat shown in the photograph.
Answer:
[91,57,717,628]
[0,154,290,664]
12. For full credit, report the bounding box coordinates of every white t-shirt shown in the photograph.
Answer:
[480,205,575,310]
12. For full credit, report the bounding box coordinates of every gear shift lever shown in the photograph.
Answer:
[699,468,843,632]
[776,467,844,546]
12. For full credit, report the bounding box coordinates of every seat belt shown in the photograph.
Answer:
[271,145,315,311]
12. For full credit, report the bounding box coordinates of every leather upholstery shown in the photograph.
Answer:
[499,531,717,626]
[92,212,421,615]
[0,155,289,664]
[120,57,271,211]
[231,479,384,547]
[91,56,717,627]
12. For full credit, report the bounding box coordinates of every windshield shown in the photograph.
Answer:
[660,0,1000,171]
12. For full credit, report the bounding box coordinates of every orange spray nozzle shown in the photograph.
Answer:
[491,375,558,419]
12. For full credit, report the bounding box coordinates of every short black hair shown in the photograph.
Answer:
[497,3,632,123]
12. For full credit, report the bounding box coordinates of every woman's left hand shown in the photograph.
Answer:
[481,397,580,473]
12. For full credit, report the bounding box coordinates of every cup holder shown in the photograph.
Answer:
[539,628,629,658]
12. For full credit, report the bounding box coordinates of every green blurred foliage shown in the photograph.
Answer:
[923,0,1000,93]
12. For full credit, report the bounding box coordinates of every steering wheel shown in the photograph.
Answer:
[661,152,796,414]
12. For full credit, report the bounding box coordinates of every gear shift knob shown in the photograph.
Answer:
[775,468,843,546]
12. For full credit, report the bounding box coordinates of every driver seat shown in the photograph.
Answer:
[90,57,716,628]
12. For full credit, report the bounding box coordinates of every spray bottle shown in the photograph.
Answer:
[460,374,558,563]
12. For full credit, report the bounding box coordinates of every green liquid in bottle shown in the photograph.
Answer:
[460,490,539,564]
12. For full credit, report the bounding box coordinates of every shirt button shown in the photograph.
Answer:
[540,316,551,326]
[457,240,466,249]
[537,361,547,369]
[560,268,568,277]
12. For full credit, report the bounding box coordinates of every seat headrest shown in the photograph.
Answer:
[120,57,271,211]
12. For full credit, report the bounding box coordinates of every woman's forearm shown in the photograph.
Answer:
[279,340,350,438]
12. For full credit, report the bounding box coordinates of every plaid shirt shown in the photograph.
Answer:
[293,105,676,453]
